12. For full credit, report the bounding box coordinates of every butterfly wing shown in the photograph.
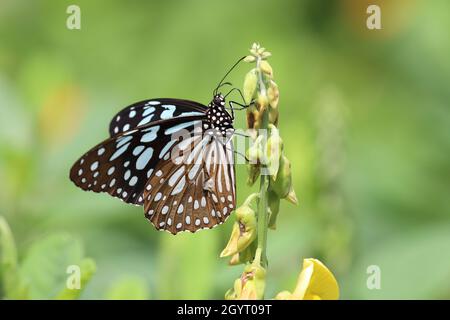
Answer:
[143,131,236,234]
[70,116,204,206]
[109,98,208,136]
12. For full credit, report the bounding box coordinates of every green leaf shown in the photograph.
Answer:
[0,216,27,299]
[105,275,150,300]
[19,233,93,299]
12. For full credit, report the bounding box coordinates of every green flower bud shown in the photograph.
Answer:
[246,136,263,186]
[257,47,266,55]
[246,164,260,186]
[220,221,240,258]
[236,206,257,251]
[250,43,259,56]
[226,256,266,300]
[257,93,269,112]
[243,68,258,104]
[267,80,279,109]
[246,108,259,130]
[220,198,257,258]
[269,109,279,127]
[266,125,283,178]
[247,93,268,131]
[247,135,263,164]
[286,185,299,205]
[229,241,256,266]
[271,155,292,199]
[239,264,266,300]
[259,60,273,78]
[244,55,256,63]
[268,190,281,230]
[261,51,272,59]
[225,278,242,300]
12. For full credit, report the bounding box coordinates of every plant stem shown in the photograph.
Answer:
[256,57,270,268]
[257,173,269,267]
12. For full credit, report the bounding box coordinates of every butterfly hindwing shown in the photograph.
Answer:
[109,99,208,136]
[143,132,236,234]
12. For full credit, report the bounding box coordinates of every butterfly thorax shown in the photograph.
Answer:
[203,94,234,137]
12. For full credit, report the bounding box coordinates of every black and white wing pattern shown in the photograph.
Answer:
[143,131,236,234]
[108,99,207,136]
[70,116,204,207]
[70,94,237,234]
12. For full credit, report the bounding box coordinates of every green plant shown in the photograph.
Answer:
[221,44,338,300]
[0,215,96,299]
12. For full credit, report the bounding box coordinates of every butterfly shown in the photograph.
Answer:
[69,58,249,234]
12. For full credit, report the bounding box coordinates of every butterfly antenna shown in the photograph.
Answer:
[213,56,246,96]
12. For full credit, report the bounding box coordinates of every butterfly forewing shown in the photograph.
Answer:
[109,99,207,136]
[70,116,204,206]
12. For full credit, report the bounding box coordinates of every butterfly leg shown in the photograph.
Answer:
[228,100,255,121]
[227,146,249,162]
[225,87,246,102]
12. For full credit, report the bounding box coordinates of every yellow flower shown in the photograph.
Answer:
[275,258,339,300]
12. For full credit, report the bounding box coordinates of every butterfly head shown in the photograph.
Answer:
[212,93,226,107]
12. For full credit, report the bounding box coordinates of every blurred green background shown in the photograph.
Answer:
[0,0,449,299]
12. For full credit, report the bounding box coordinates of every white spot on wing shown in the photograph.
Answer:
[117,135,133,148]
[129,176,138,186]
[133,145,145,156]
[90,161,98,171]
[110,143,130,161]
[136,147,153,170]
[138,114,154,126]
[171,176,186,195]
[159,139,177,159]
[160,105,176,119]
[169,166,185,186]
[143,106,155,116]
[140,126,160,142]
[188,164,201,180]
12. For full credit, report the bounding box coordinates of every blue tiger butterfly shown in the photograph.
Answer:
[70,57,249,234]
